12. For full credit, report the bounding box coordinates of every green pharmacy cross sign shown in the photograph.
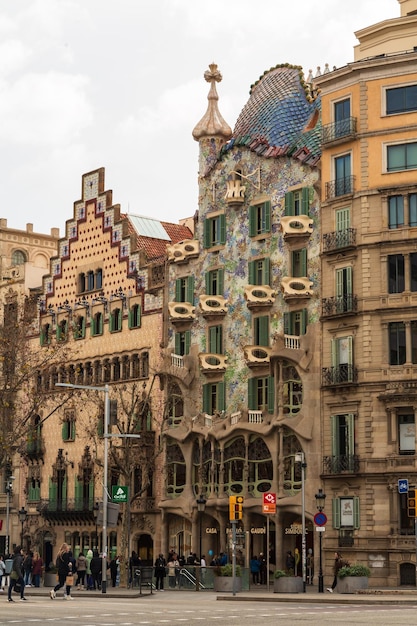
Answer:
[112,485,129,503]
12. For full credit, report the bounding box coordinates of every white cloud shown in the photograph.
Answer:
[0,71,93,145]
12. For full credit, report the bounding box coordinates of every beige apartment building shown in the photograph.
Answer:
[316,0,417,586]
[0,220,59,556]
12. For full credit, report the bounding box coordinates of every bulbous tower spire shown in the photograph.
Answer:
[192,63,232,142]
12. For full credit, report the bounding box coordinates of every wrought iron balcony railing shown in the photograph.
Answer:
[322,455,360,474]
[322,228,356,252]
[322,365,358,386]
[322,117,357,144]
[321,295,358,317]
[325,176,354,199]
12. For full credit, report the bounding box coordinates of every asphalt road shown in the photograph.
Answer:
[2,593,417,626]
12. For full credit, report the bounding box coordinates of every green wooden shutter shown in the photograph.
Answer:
[330,414,338,456]
[301,308,307,335]
[49,479,57,509]
[346,413,355,456]
[98,312,103,334]
[175,279,182,302]
[62,421,69,441]
[285,192,294,216]
[301,187,310,215]
[90,316,95,336]
[249,206,256,236]
[264,201,271,232]
[249,260,256,285]
[258,316,269,346]
[175,333,181,355]
[332,497,341,529]
[185,330,191,355]
[75,479,83,509]
[301,248,307,276]
[219,214,226,245]
[283,312,290,335]
[205,272,210,294]
[267,376,275,413]
[186,275,195,304]
[218,269,224,295]
[264,258,271,286]
[217,381,226,412]
[353,496,360,529]
[248,378,256,410]
[336,207,350,231]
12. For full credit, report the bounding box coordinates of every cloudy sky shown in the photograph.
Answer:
[1,0,397,236]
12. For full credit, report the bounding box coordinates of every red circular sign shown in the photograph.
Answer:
[314,512,327,526]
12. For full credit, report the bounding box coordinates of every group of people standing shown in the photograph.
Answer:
[50,543,109,599]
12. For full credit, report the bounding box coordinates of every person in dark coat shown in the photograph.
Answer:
[8,546,26,602]
[90,550,102,590]
[109,556,119,587]
[154,553,166,591]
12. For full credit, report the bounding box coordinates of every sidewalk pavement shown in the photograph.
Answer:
[13,584,417,605]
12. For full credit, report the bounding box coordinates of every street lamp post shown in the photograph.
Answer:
[56,382,110,594]
[196,494,207,560]
[18,506,28,549]
[315,488,326,593]
[295,452,307,592]
[5,476,15,557]
[93,502,99,550]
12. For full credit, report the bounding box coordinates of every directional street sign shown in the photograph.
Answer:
[398,479,409,494]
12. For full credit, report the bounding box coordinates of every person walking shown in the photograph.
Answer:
[8,546,26,602]
[327,551,345,593]
[259,553,267,585]
[31,552,44,588]
[286,550,295,574]
[50,542,72,600]
[75,552,87,589]
[154,553,166,591]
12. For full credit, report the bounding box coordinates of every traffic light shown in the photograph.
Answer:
[408,489,416,517]
[229,495,244,521]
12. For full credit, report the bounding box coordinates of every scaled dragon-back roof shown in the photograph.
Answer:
[221,65,321,166]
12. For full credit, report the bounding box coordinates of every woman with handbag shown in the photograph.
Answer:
[8,546,26,602]
[50,542,73,600]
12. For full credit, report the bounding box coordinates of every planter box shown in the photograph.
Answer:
[213,577,242,592]
[274,577,304,593]
[44,572,58,588]
[337,576,368,594]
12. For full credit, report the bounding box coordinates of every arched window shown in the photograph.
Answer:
[282,361,303,415]
[224,437,245,494]
[248,436,272,495]
[11,250,26,265]
[282,428,303,496]
[166,439,186,497]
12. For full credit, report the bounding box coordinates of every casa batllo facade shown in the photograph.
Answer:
[159,63,322,568]
[25,167,192,568]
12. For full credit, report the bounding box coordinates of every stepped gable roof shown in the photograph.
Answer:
[220,64,321,165]
[125,214,193,262]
